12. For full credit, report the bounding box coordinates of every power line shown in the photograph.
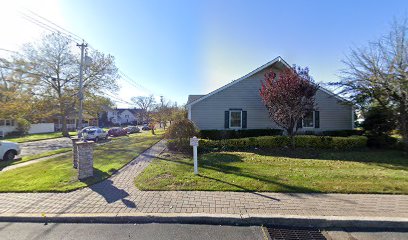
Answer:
[19,10,81,43]
[16,9,162,101]
[24,8,83,41]
[103,91,135,106]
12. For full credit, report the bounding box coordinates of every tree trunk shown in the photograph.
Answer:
[287,128,295,149]
[59,104,69,137]
[61,117,69,137]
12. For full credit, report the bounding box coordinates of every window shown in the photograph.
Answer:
[5,120,12,126]
[302,111,314,128]
[0,120,4,126]
[125,115,129,118]
[229,111,242,128]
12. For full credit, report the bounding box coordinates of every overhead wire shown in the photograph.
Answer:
[15,9,162,104]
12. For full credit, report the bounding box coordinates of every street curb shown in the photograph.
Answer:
[0,213,406,229]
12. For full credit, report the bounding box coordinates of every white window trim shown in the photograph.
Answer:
[302,111,315,128]
[229,110,242,129]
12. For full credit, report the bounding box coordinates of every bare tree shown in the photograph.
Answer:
[131,95,156,123]
[332,19,408,149]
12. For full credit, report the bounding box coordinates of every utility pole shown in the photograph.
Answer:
[77,41,87,131]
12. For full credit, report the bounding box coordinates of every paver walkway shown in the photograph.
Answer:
[0,140,407,219]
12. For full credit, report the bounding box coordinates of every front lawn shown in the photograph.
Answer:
[135,149,408,194]
[4,132,77,143]
[0,148,72,170]
[0,131,163,192]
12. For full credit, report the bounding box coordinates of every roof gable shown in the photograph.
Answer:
[187,56,289,106]
[187,56,348,106]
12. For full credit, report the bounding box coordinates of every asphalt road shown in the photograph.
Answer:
[0,222,266,240]
[0,222,407,240]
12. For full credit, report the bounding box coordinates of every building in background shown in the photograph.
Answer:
[102,108,144,126]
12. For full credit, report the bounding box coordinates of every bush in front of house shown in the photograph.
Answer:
[362,105,398,148]
[166,139,191,152]
[165,119,197,151]
[198,135,367,151]
[199,129,283,140]
[321,129,365,137]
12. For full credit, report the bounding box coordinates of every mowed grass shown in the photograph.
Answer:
[0,131,163,192]
[4,132,77,143]
[0,148,72,170]
[135,149,408,194]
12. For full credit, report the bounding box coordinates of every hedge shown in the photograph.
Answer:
[198,129,364,140]
[199,129,283,140]
[321,130,365,137]
[167,135,368,151]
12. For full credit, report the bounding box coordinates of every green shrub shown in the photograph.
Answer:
[200,135,367,151]
[199,129,283,140]
[366,134,398,149]
[165,119,197,141]
[166,139,191,152]
[362,106,396,135]
[167,135,367,152]
[321,130,365,137]
[15,118,31,135]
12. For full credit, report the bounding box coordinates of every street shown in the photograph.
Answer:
[0,222,407,240]
[0,222,265,240]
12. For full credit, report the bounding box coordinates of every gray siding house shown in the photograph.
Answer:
[187,57,353,132]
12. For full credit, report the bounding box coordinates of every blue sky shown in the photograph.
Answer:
[1,0,408,106]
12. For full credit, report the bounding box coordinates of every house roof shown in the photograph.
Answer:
[186,56,348,107]
[187,95,205,105]
[114,108,143,115]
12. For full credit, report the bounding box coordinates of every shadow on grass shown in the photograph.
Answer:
[252,148,408,171]
[83,168,136,208]
[0,159,15,171]
[199,174,281,201]
[155,153,321,195]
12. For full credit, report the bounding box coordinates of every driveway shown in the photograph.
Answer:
[19,137,72,157]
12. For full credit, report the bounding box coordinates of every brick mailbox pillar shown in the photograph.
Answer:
[76,141,95,180]
[71,137,80,169]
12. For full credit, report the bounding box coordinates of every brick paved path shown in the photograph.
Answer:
[0,140,407,218]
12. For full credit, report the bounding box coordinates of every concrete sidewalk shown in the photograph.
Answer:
[0,140,407,228]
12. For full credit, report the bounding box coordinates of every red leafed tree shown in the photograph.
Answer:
[259,66,318,147]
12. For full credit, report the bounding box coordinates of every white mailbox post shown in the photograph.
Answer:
[190,136,199,175]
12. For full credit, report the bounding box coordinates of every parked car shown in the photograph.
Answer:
[108,127,128,137]
[0,141,21,161]
[142,124,151,131]
[78,127,108,142]
[124,126,140,134]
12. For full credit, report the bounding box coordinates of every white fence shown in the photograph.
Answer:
[28,123,55,134]
[0,123,55,136]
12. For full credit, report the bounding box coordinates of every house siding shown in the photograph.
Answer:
[190,65,352,131]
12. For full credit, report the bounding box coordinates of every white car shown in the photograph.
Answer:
[78,127,108,142]
[0,141,21,161]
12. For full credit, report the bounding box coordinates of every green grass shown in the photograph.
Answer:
[0,131,163,192]
[135,149,408,194]
[0,148,72,170]
[3,132,77,143]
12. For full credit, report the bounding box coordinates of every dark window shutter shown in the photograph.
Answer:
[315,111,320,128]
[224,111,229,129]
[242,111,247,128]
[297,119,302,129]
